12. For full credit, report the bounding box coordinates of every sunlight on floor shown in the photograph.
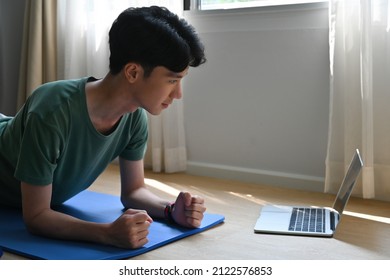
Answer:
[144,178,180,197]
[145,178,230,205]
[343,211,390,224]
[228,191,268,206]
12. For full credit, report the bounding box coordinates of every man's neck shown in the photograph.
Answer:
[85,73,137,134]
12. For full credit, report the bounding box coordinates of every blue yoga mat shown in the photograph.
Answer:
[0,191,224,260]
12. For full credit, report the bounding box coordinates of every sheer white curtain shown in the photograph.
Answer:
[326,0,390,201]
[57,0,187,173]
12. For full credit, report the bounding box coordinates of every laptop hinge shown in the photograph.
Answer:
[330,211,339,231]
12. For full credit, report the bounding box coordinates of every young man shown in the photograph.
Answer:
[0,6,206,249]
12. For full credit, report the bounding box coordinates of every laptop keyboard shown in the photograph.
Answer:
[289,207,325,233]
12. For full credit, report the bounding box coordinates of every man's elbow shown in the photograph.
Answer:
[22,211,47,236]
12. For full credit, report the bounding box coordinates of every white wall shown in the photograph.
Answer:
[183,2,330,191]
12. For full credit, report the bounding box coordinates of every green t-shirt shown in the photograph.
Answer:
[0,77,148,207]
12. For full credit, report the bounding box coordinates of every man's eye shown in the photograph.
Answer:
[169,80,178,84]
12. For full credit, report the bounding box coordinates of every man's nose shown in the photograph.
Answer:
[171,82,183,100]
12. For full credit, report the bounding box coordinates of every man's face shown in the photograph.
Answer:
[134,66,189,115]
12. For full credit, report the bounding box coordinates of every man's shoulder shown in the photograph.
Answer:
[34,77,88,96]
[27,78,89,113]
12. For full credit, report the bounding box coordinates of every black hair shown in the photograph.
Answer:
[109,6,206,76]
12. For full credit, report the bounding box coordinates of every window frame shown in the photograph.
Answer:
[184,0,328,11]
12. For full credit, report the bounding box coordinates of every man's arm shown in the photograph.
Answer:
[119,157,206,228]
[119,157,170,218]
[21,181,152,249]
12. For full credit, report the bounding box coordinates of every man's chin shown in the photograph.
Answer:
[144,108,163,116]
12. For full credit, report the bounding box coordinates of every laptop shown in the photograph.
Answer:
[254,149,363,237]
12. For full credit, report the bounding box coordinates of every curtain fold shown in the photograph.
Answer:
[57,0,187,173]
[326,0,390,201]
[17,0,57,110]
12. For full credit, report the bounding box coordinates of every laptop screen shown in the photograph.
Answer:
[332,149,363,214]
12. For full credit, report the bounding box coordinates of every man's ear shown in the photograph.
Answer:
[124,63,142,83]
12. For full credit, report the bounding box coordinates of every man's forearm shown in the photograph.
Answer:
[120,186,171,219]
[24,208,109,245]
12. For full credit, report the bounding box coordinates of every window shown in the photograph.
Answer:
[185,0,327,10]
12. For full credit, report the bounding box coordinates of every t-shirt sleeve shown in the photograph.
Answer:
[119,109,148,161]
[14,113,63,186]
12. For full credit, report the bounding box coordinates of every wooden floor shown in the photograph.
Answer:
[3,163,390,259]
